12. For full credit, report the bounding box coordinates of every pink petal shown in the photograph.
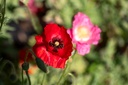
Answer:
[67,29,72,39]
[87,25,101,45]
[76,43,90,55]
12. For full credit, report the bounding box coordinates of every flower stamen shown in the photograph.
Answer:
[49,38,64,52]
[55,41,60,46]
[74,26,91,41]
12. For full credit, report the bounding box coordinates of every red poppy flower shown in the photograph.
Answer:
[19,48,33,63]
[33,23,73,68]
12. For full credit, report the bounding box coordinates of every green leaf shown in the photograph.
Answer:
[35,57,47,73]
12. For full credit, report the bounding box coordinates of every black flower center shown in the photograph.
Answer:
[49,38,64,52]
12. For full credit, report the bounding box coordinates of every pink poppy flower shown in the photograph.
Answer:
[68,12,101,55]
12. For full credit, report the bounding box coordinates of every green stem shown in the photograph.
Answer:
[22,69,24,85]
[22,50,31,85]
[25,71,31,85]
[0,60,15,74]
[66,50,76,71]
[57,50,76,85]
[24,5,42,34]
[41,73,46,85]
[24,50,29,62]
[28,49,36,59]
[56,63,69,85]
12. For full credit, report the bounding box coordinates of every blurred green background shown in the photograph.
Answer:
[0,0,128,85]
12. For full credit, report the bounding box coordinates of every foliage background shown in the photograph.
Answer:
[0,0,128,85]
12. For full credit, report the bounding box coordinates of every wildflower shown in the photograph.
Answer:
[68,12,101,55]
[27,0,44,15]
[33,23,72,68]
[19,48,33,62]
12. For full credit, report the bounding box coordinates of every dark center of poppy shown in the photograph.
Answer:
[49,38,64,52]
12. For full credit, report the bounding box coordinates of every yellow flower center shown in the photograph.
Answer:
[75,26,91,41]
[54,41,60,46]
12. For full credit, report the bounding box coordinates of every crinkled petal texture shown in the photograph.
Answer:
[68,12,101,55]
[33,24,72,69]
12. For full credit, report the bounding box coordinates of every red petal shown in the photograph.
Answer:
[19,48,33,62]
[43,24,72,59]
[43,23,61,42]
[33,44,67,68]
[33,23,73,69]
[35,35,43,44]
